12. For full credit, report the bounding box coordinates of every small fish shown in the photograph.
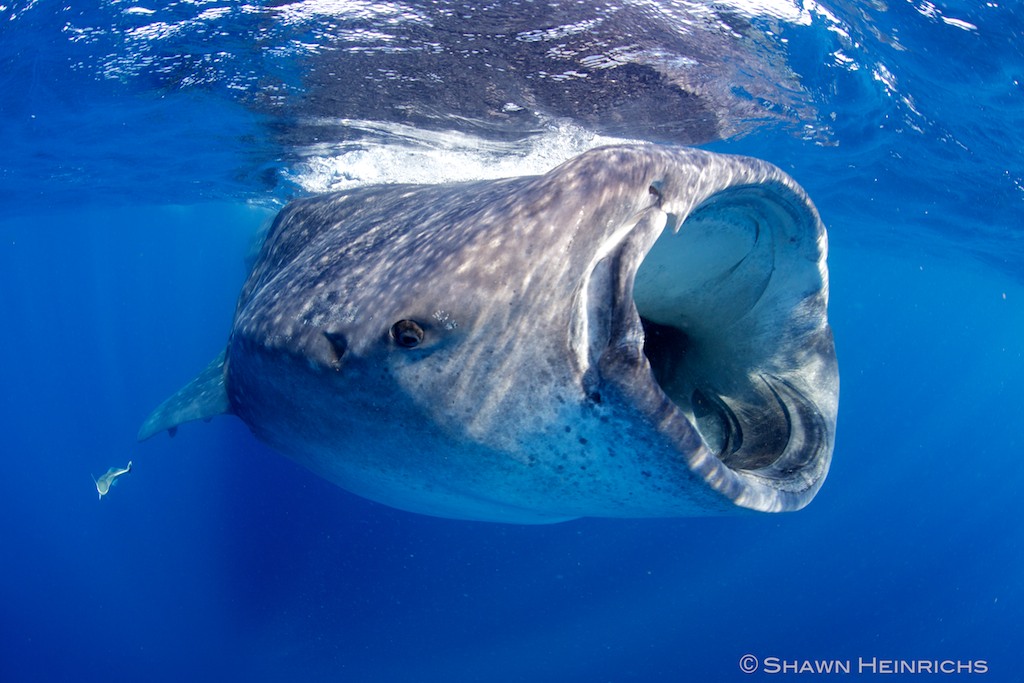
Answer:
[93,461,132,500]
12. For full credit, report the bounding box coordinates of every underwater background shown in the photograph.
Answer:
[1,1,1022,681]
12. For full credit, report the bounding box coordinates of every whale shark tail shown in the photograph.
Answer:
[137,349,231,441]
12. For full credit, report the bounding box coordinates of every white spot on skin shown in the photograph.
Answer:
[432,309,458,330]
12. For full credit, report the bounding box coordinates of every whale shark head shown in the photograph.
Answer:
[140,145,838,523]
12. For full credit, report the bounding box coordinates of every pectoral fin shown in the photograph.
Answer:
[138,350,230,441]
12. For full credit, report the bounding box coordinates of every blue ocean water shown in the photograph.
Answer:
[1,1,1022,682]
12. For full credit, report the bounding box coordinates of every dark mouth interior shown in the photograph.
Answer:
[639,314,754,467]
[631,186,820,476]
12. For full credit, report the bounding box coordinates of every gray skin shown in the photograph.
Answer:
[94,461,132,500]
[139,145,838,523]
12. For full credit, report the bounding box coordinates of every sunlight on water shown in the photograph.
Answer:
[284,119,640,191]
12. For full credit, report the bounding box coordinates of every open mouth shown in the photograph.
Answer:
[625,181,838,508]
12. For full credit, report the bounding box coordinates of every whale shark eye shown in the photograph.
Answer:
[391,320,424,348]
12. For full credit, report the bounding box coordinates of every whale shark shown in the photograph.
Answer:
[139,144,838,523]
